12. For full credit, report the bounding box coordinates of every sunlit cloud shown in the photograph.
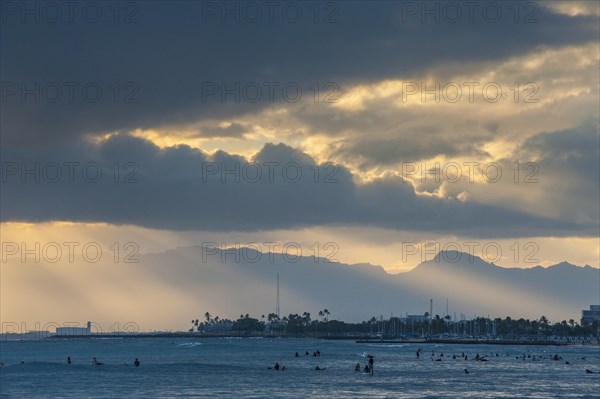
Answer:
[544,1,600,17]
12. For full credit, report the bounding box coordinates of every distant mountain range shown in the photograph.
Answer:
[130,247,600,322]
[3,247,598,328]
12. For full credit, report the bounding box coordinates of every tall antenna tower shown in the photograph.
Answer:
[429,299,433,321]
[276,272,280,318]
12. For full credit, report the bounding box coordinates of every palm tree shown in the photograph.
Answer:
[302,312,311,325]
[204,312,211,323]
[300,312,311,334]
[539,315,549,335]
[369,316,377,335]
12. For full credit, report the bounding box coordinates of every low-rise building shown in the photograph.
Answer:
[55,321,91,336]
[581,305,600,325]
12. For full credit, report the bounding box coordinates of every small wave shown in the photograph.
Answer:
[177,342,203,348]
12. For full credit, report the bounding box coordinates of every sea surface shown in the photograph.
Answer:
[1,338,599,398]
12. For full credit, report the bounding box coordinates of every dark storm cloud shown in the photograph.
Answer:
[1,1,598,147]
[332,130,490,167]
[437,122,600,226]
[517,123,600,201]
[521,123,599,162]
[517,123,600,223]
[0,136,590,237]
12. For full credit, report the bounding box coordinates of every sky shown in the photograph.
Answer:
[1,0,599,330]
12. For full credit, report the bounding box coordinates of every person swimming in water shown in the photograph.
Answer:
[368,355,374,375]
[92,357,103,365]
[364,365,370,373]
[134,358,140,367]
[355,362,360,372]
[67,356,71,365]
[268,362,281,371]
[295,352,299,357]
[315,366,325,371]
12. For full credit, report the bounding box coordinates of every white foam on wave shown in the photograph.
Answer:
[177,342,203,348]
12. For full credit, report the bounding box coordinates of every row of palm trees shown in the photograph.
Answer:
[191,309,333,335]
[190,312,599,339]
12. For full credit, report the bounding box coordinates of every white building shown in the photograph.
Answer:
[56,321,91,336]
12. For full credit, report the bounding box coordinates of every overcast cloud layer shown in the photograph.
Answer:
[1,0,599,239]
[0,134,595,238]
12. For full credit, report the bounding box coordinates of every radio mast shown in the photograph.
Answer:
[276,272,280,318]
[428,298,433,336]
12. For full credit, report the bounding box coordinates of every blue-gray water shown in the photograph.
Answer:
[1,338,599,398]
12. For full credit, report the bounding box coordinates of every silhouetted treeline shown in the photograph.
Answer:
[190,311,599,340]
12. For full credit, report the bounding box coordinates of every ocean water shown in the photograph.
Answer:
[1,338,599,398]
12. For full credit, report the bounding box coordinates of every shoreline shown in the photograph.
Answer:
[355,339,575,346]
[19,334,596,346]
